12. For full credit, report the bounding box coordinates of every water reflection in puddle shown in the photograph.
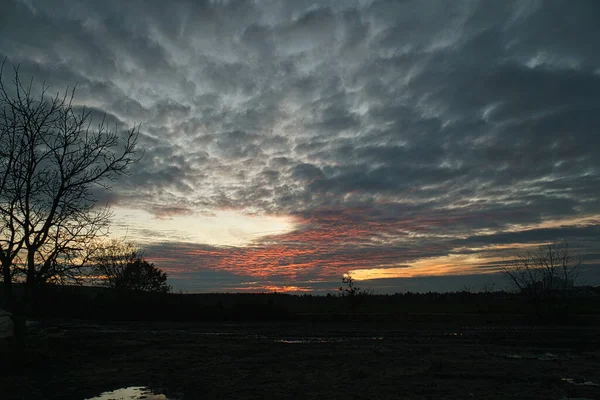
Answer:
[276,336,385,344]
[86,386,170,400]
[275,333,466,344]
[502,352,574,361]
[561,378,600,386]
[561,398,595,400]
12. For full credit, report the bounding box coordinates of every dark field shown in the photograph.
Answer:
[2,320,600,400]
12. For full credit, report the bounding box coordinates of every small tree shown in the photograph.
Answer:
[338,273,365,297]
[92,240,171,293]
[0,62,139,347]
[338,272,372,315]
[502,242,581,317]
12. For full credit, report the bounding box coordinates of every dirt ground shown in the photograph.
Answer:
[2,320,600,400]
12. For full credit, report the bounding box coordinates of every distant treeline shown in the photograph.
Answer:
[4,284,600,325]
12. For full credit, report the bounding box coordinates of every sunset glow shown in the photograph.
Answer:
[4,0,598,293]
[111,208,295,247]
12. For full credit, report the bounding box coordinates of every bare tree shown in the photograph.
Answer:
[502,242,581,303]
[0,61,140,347]
[338,273,367,297]
[338,272,373,316]
[91,240,171,293]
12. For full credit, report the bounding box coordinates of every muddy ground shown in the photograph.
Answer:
[1,320,599,399]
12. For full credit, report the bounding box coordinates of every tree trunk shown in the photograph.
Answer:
[11,282,34,363]
[1,279,27,367]
[11,307,26,360]
[1,259,13,310]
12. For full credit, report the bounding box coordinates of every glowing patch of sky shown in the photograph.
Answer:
[350,253,504,281]
[110,208,295,247]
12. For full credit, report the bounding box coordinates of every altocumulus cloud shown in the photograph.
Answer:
[1,0,599,292]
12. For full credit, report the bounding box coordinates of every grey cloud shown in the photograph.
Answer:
[291,163,323,182]
[2,0,599,291]
[275,7,338,54]
[505,1,600,66]
[241,24,275,57]
[455,225,600,247]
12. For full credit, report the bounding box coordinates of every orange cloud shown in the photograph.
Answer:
[146,208,600,290]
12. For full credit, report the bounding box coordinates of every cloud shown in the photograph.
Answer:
[454,225,600,250]
[2,0,599,291]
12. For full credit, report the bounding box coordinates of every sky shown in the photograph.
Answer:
[1,0,599,293]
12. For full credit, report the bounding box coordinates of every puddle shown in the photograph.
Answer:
[561,398,595,400]
[86,386,171,400]
[0,312,13,339]
[278,339,313,344]
[276,336,384,344]
[561,378,600,386]
[502,352,573,361]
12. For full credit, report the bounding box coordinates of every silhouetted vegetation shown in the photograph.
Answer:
[91,240,171,293]
[0,61,140,349]
[338,272,373,315]
[5,283,598,326]
[338,272,372,297]
[502,242,581,320]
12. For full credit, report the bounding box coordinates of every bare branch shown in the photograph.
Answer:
[0,60,141,315]
[502,242,580,302]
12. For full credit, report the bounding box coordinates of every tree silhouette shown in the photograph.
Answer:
[92,240,171,293]
[502,242,580,300]
[502,242,581,318]
[0,61,140,348]
[338,272,372,315]
[338,273,363,297]
[110,258,171,293]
